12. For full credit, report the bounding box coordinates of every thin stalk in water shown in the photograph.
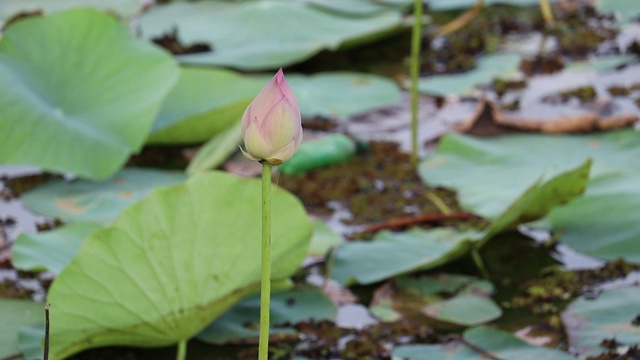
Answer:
[410,0,423,166]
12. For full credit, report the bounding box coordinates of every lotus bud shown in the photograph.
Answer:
[240,68,303,166]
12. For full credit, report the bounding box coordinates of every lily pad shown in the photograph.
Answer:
[562,286,640,357]
[147,67,261,144]
[198,288,336,344]
[419,131,638,220]
[12,222,102,274]
[46,171,312,359]
[477,159,591,245]
[565,55,638,72]
[0,0,142,26]
[308,220,343,256]
[286,72,402,118]
[418,53,521,96]
[18,324,44,360]
[550,174,640,263]
[371,274,501,326]
[394,326,576,359]
[139,1,404,70]
[423,295,502,326]
[595,0,640,24]
[419,130,640,263]
[330,228,477,286]
[0,8,179,180]
[22,168,186,224]
[0,299,43,359]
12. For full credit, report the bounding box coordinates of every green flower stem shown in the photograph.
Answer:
[258,163,272,360]
[176,339,186,360]
[410,0,423,166]
[471,244,490,279]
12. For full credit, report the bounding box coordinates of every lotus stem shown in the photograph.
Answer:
[258,163,272,360]
[176,339,186,360]
[425,190,452,215]
[410,0,423,166]
[471,244,490,279]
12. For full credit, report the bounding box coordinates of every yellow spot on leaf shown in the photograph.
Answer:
[119,191,133,200]
[55,199,85,214]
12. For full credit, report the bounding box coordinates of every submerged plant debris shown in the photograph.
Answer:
[278,141,459,228]
[506,259,640,315]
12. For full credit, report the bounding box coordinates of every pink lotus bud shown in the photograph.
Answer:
[240,68,303,166]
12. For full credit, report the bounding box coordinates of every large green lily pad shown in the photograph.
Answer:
[550,174,640,262]
[286,72,402,118]
[139,1,404,70]
[419,130,638,219]
[198,288,336,344]
[12,222,102,274]
[0,0,141,26]
[418,53,521,96]
[477,160,591,245]
[0,299,43,359]
[394,326,576,359]
[46,171,312,359]
[0,9,179,180]
[330,228,477,286]
[562,286,640,357]
[147,67,262,144]
[308,220,343,256]
[22,168,186,224]
[419,130,640,263]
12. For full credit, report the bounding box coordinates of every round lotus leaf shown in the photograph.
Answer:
[139,1,403,70]
[0,9,179,179]
[46,171,313,359]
